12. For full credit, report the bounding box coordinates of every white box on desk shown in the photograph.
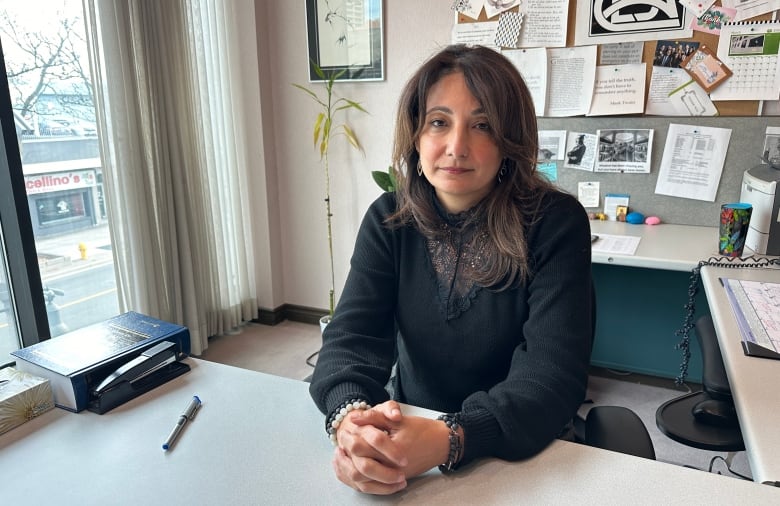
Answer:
[0,367,55,435]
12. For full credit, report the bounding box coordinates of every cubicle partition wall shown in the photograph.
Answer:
[543,116,771,227]
[539,116,779,381]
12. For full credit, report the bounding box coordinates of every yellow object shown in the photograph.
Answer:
[78,242,87,260]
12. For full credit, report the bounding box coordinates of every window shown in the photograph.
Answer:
[0,0,119,356]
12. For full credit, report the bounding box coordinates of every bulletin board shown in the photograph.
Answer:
[540,115,771,227]
[456,2,777,117]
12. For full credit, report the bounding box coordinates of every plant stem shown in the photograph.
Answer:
[324,138,335,318]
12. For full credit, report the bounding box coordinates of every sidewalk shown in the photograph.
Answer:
[36,224,114,281]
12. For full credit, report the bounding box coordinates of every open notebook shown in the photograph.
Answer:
[721,277,780,360]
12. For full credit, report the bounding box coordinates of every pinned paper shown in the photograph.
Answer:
[452,21,499,48]
[494,11,524,48]
[600,42,645,65]
[537,161,557,182]
[451,0,484,19]
[578,182,600,208]
[565,132,597,171]
[502,47,547,116]
[538,130,567,160]
[668,80,718,116]
[587,64,646,116]
[518,0,568,48]
[545,46,597,117]
[646,67,693,116]
[595,129,653,174]
[680,0,717,18]
[691,6,736,35]
[485,0,521,19]
[655,124,731,202]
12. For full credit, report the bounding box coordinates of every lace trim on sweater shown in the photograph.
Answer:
[426,198,488,320]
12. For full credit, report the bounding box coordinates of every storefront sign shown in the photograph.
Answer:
[24,169,96,195]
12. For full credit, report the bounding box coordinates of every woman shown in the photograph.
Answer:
[309,44,593,495]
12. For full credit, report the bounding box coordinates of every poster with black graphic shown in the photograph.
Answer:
[574,1,693,46]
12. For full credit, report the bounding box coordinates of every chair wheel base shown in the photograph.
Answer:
[656,391,744,452]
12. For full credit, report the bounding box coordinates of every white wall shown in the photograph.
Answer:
[253,1,454,313]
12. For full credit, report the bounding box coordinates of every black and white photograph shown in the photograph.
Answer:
[595,129,653,173]
[763,127,780,164]
[305,0,384,81]
[564,131,597,171]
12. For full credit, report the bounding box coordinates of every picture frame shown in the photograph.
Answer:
[681,44,732,94]
[305,0,384,82]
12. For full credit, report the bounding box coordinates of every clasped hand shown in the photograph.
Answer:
[332,400,450,495]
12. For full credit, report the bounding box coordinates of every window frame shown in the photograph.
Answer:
[0,43,50,350]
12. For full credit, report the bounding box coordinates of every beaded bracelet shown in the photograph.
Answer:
[437,413,463,472]
[325,398,371,445]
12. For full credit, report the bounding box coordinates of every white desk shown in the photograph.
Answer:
[587,221,743,378]
[590,221,729,271]
[1,358,778,504]
[701,265,780,486]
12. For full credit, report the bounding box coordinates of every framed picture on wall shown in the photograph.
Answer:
[305,0,384,82]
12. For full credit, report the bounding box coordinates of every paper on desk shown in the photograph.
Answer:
[654,123,731,202]
[591,234,641,255]
[721,278,780,353]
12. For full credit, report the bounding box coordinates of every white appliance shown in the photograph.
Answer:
[740,164,780,255]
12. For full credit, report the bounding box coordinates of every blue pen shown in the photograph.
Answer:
[162,395,201,451]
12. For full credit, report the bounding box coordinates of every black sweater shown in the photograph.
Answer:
[310,190,593,465]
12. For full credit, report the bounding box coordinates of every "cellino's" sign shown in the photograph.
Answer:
[24,169,97,195]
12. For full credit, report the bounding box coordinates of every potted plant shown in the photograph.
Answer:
[371,165,397,192]
[293,62,367,326]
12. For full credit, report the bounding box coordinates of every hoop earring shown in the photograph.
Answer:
[417,160,423,177]
[497,162,507,183]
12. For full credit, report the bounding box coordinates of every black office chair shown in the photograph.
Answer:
[572,283,657,460]
[655,315,744,455]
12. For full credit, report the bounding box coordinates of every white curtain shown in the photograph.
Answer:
[83,0,257,355]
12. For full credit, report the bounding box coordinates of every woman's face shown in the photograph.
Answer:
[417,72,502,214]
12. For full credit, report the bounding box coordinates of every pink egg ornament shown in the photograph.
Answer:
[644,216,661,225]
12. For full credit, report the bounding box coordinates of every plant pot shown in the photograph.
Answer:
[319,315,331,334]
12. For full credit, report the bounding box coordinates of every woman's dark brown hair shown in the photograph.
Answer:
[388,44,555,289]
